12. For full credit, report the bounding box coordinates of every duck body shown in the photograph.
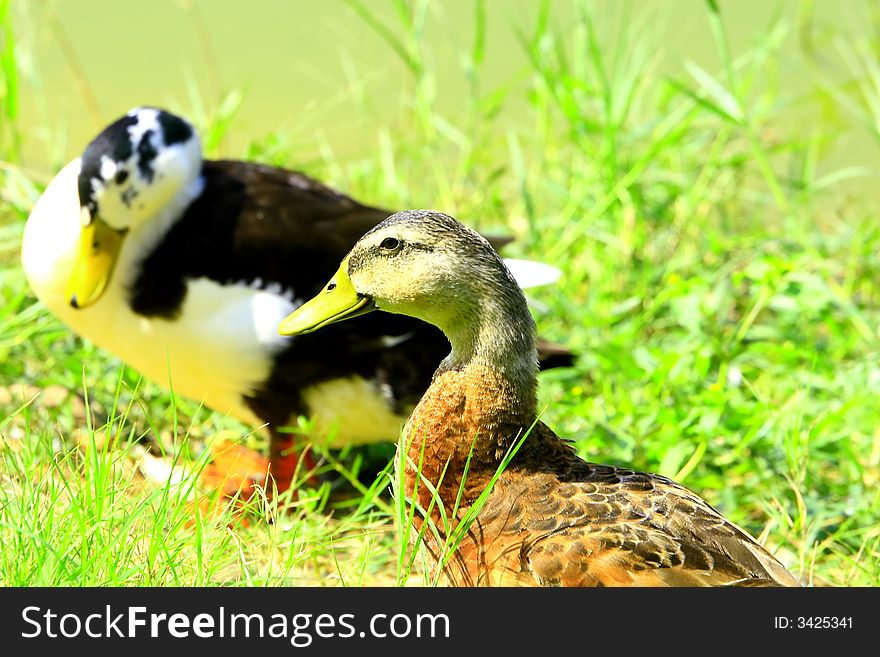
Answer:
[23,155,440,446]
[279,209,799,586]
[22,108,571,492]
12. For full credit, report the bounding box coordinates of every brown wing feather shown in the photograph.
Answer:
[420,423,798,587]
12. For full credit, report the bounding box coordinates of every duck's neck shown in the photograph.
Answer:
[442,297,539,406]
[117,174,205,290]
[402,284,539,498]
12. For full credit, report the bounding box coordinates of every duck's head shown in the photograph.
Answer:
[67,107,201,308]
[279,210,535,369]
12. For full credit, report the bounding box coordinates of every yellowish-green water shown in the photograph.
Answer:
[12,0,880,194]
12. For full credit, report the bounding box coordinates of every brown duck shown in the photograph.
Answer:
[278,210,800,587]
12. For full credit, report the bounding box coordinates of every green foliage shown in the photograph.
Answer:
[0,0,19,161]
[1,0,878,586]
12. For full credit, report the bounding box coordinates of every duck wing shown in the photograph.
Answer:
[444,427,798,587]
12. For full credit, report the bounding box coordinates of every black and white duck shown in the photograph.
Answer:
[21,107,572,493]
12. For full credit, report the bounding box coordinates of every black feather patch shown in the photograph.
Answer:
[157,110,194,146]
[136,130,158,183]
[78,113,138,211]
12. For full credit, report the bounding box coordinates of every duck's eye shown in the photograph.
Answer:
[326,282,337,291]
[379,237,400,251]
[115,170,129,185]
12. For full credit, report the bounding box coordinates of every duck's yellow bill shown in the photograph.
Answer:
[278,263,375,335]
[67,215,127,309]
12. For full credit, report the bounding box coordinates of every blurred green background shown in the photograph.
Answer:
[1,0,879,586]
[12,0,880,194]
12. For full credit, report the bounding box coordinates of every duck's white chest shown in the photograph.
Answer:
[46,277,294,428]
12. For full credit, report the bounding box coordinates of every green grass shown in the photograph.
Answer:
[2,0,879,586]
